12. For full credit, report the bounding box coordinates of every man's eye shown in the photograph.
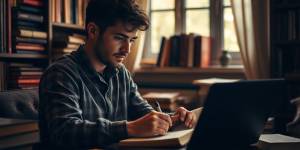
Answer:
[130,39,135,43]
[114,36,124,41]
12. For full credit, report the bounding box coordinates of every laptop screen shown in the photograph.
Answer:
[188,79,287,149]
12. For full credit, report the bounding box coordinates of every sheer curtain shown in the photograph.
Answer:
[231,0,270,79]
[123,0,149,72]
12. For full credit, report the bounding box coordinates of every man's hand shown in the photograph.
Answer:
[127,111,172,137]
[171,107,196,128]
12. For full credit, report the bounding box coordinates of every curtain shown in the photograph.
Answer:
[231,0,270,79]
[123,0,149,73]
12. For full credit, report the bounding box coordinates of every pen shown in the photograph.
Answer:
[155,100,162,112]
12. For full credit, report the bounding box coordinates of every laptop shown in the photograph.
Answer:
[187,79,287,149]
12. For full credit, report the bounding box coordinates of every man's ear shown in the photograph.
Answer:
[87,22,99,40]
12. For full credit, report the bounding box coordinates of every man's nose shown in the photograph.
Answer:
[121,40,131,53]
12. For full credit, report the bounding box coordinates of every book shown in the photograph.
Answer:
[53,33,85,44]
[20,0,43,7]
[156,37,166,67]
[194,36,212,68]
[16,20,43,29]
[200,36,212,68]
[169,35,180,67]
[187,33,195,67]
[7,0,14,53]
[17,29,47,39]
[16,37,47,44]
[63,0,71,24]
[18,5,43,14]
[258,134,300,150]
[16,11,44,23]
[0,0,3,52]
[179,34,189,67]
[55,0,62,23]
[16,43,45,51]
[0,118,38,138]
[119,108,203,148]
[160,38,171,67]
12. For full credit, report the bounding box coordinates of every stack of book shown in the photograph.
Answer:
[52,32,85,60]
[51,0,89,26]
[12,0,48,55]
[143,92,181,112]
[156,33,212,68]
[7,63,43,90]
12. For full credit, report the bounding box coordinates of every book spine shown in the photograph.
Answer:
[6,0,13,53]
[0,0,3,52]
[78,0,83,26]
[16,37,47,44]
[157,37,166,67]
[22,0,43,7]
[72,0,77,24]
[18,29,47,39]
[16,44,45,51]
[17,12,44,23]
[19,5,43,14]
[64,0,71,24]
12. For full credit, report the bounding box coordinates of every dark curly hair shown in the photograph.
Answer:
[85,0,149,34]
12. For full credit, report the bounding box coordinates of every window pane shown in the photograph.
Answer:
[151,11,175,54]
[223,0,231,6]
[224,8,239,52]
[151,0,175,10]
[186,0,209,8]
[186,10,210,36]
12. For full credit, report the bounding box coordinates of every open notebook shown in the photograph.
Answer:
[118,108,203,148]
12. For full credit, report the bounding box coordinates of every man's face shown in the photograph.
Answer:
[92,22,138,67]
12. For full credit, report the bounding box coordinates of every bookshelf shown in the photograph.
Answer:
[0,0,88,91]
[270,0,300,133]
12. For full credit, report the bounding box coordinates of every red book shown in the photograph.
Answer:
[22,0,43,7]
[200,36,212,68]
[16,43,45,51]
[17,79,40,84]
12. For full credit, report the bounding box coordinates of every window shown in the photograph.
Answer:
[223,0,239,52]
[142,0,241,66]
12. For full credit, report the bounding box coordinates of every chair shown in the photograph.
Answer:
[287,97,300,137]
[0,88,38,120]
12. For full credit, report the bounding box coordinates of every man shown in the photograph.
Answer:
[39,0,196,149]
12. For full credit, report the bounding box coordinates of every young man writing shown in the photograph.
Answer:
[39,0,196,149]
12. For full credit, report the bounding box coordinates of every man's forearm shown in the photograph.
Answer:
[48,117,128,148]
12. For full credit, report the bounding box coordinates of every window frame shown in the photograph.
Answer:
[142,0,241,66]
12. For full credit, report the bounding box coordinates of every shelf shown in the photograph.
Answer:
[134,66,245,87]
[0,53,48,60]
[273,4,300,10]
[52,23,85,31]
[135,66,244,74]
[286,72,300,80]
[274,40,300,45]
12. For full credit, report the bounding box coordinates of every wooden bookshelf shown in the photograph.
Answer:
[0,0,88,91]
[270,0,300,134]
